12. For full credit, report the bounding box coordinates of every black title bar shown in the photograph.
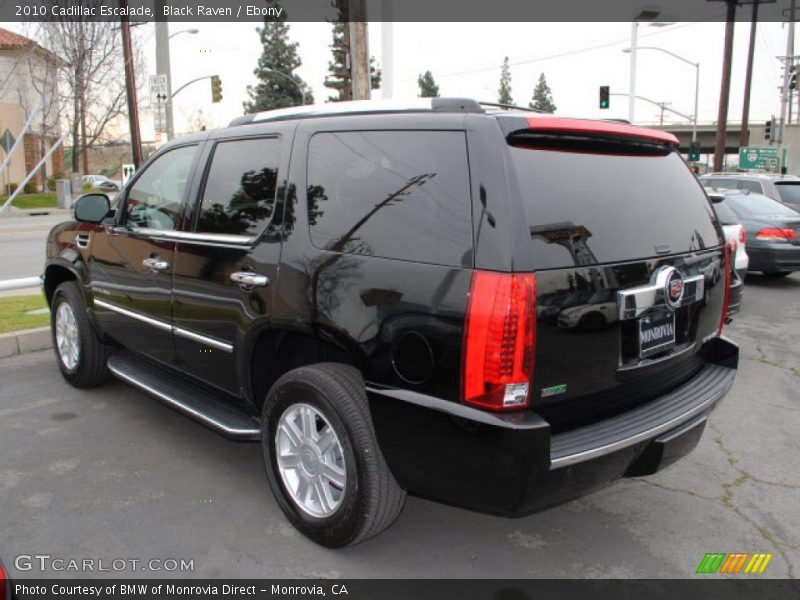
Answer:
[1,0,796,22]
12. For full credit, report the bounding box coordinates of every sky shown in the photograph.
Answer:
[4,18,791,140]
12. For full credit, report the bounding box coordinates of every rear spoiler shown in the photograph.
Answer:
[500,115,680,148]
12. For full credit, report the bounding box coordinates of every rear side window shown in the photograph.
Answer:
[775,182,800,206]
[306,131,472,266]
[196,137,281,236]
[509,146,719,269]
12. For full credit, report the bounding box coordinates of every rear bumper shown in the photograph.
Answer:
[747,244,800,272]
[727,271,745,317]
[367,336,738,517]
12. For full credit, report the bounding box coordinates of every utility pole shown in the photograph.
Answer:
[779,0,796,166]
[349,0,370,100]
[740,1,762,147]
[381,0,393,100]
[120,0,143,168]
[155,5,174,141]
[713,0,737,172]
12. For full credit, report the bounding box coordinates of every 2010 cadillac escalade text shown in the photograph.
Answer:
[43,98,738,548]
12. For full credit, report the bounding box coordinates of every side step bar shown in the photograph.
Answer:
[107,353,261,441]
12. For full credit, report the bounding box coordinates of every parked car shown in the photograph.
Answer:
[699,172,800,211]
[707,190,747,317]
[82,174,121,191]
[708,188,800,277]
[43,99,738,547]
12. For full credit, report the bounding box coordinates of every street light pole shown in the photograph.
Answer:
[628,22,638,123]
[627,46,700,143]
[263,68,308,105]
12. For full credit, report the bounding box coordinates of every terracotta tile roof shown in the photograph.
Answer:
[0,27,62,63]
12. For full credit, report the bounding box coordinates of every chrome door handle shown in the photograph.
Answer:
[230,271,270,287]
[142,257,170,271]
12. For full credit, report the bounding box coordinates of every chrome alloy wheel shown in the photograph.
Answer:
[55,302,80,370]
[275,403,347,518]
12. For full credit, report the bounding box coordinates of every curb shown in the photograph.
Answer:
[0,327,51,359]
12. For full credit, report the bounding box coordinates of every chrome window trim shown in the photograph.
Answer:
[93,298,234,353]
[122,228,256,247]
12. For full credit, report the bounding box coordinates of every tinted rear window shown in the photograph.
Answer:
[508,147,720,269]
[725,192,800,218]
[775,182,800,206]
[307,130,472,266]
[713,200,739,225]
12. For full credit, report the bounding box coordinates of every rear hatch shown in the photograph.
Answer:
[500,116,728,432]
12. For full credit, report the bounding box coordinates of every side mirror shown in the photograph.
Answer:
[707,191,725,204]
[74,193,110,223]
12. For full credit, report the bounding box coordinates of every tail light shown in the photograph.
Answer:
[0,559,6,600]
[718,243,732,336]
[739,226,746,246]
[462,271,536,411]
[756,227,797,240]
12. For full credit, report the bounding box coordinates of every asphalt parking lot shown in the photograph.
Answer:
[1,273,798,579]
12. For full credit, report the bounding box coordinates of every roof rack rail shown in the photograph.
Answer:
[228,97,484,127]
[478,101,550,113]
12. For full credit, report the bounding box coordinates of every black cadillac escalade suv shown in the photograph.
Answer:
[43,98,738,547]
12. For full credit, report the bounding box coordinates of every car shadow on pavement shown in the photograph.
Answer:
[743,272,800,288]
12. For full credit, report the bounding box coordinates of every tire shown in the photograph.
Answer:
[763,271,791,278]
[261,363,406,547]
[50,281,109,387]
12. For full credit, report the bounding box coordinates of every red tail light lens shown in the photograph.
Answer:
[462,271,536,411]
[718,243,732,336]
[739,226,746,245]
[756,227,797,240]
[0,559,6,600]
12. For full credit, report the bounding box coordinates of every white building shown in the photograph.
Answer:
[0,27,63,194]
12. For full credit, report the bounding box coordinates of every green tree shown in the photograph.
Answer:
[529,73,557,112]
[243,3,313,113]
[417,70,440,97]
[498,57,513,105]
[324,5,381,102]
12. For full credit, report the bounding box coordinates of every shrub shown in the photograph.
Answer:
[23,180,37,194]
[82,181,93,192]
[6,183,18,195]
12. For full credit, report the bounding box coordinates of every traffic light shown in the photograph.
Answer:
[599,85,610,109]
[211,75,222,103]
[790,72,797,91]
[765,117,774,141]
[690,164,699,175]
[689,140,701,162]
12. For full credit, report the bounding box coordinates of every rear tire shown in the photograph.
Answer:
[50,281,109,387]
[261,363,405,547]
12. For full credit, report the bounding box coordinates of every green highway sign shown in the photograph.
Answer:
[739,146,778,170]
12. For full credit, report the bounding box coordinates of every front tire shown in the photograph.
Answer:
[50,281,108,387]
[261,363,406,547]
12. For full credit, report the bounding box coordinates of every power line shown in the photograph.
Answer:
[433,18,726,80]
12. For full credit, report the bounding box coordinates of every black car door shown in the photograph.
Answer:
[89,143,203,367]
[170,127,292,397]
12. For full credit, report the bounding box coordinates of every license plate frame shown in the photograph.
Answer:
[638,311,676,358]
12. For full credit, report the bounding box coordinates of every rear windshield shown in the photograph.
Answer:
[713,200,740,225]
[725,192,800,219]
[508,146,720,269]
[775,182,800,206]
